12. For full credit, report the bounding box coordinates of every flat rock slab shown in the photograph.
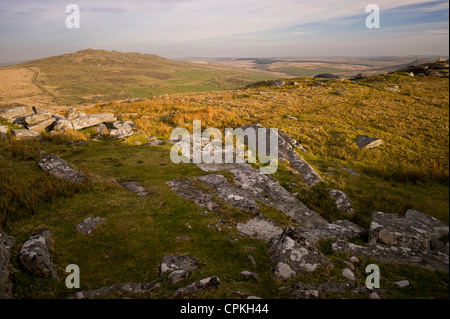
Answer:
[119,181,148,196]
[54,113,116,132]
[173,276,221,298]
[0,231,15,299]
[196,163,328,228]
[270,226,333,280]
[11,129,41,140]
[369,210,449,252]
[237,216,283,242]
[329,190,355,215]
[39,155,85,183]
[167,178,217,211]
[238,124,323,187]
[74,282,161,299]
[19,229,59,279]
[197,174,260,214]
[294,220,367,244]
[76,217,105,234]
[332,240,449,272]
[0,106,28,122]
[24,112,53,126]
[357,135,383,149]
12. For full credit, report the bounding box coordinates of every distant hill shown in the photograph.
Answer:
[0,49,278,109]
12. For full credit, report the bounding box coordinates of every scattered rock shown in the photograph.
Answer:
[370,292,381,299]
[38,154,86,183]
[237,216,283,242]
[173,276,221,298]
[342,268,356,281]
[168,270,191,284]
[11,129,41,140]
[65,108,87,119]
[119,181,148,196]
[0,231,15,299]
[350,256,360,265]
[160,255,198,275]
[349,73,368,81]
[74,282,160,299]
[393,59,449,78]
[357,135,383,149]
[395,280,410,288]
[240,271,259,281]
[110,121,137,139]
[19,229,59,279]
[270,226,333,280]
[329,190,355,215]
[76,217,105,234]
[167,178,217,211]
[247,255,256,266]
[269,81,286,87]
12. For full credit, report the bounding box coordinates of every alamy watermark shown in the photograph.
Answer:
[170,121,279,174]
[366,4,380,29]
[66,4,80,29]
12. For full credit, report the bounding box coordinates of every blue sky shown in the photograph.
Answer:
[0,0,448,61]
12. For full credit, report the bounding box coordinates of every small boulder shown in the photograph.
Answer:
[0,106,28,122]
[76,217,105,235]
[39,155,86,183]
[342,268,356,281]
[160,255,198,275]
[119,181,148,196]
[240,271,259,281]
[329,190,355,215]
[270,226,333,280]
[19,229,58,279]
[11,129,41,140]
[395,280,410,288]
[357,135,383,149]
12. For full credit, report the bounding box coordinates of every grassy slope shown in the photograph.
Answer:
[0,49,279,106]
[0,74,448,299]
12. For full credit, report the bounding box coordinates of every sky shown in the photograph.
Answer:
[0,0,448,62]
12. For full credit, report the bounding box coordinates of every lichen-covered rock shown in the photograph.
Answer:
[54,113,116,132]
[11,129,41,140]
[0,106,28,122]
[196,163,328,227]
[110,121,136,139]
[329,190,355,215]
[76,217,105,234]
[197,174,260,214]
[24,112,53,127]
[160,255,198,275]
[237,216,283,242]
[293,220,367,244]
[369,211,449,253]
[332,240,449,272]
[270,226,333,280]
[168,270,191,284]
[38,155,86,183]
[19,229,59,279]
[65,108,87,119]
[27,118,56,133]
[172,276,221,298]
[0,231,15,299]
[74,282,160,299]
